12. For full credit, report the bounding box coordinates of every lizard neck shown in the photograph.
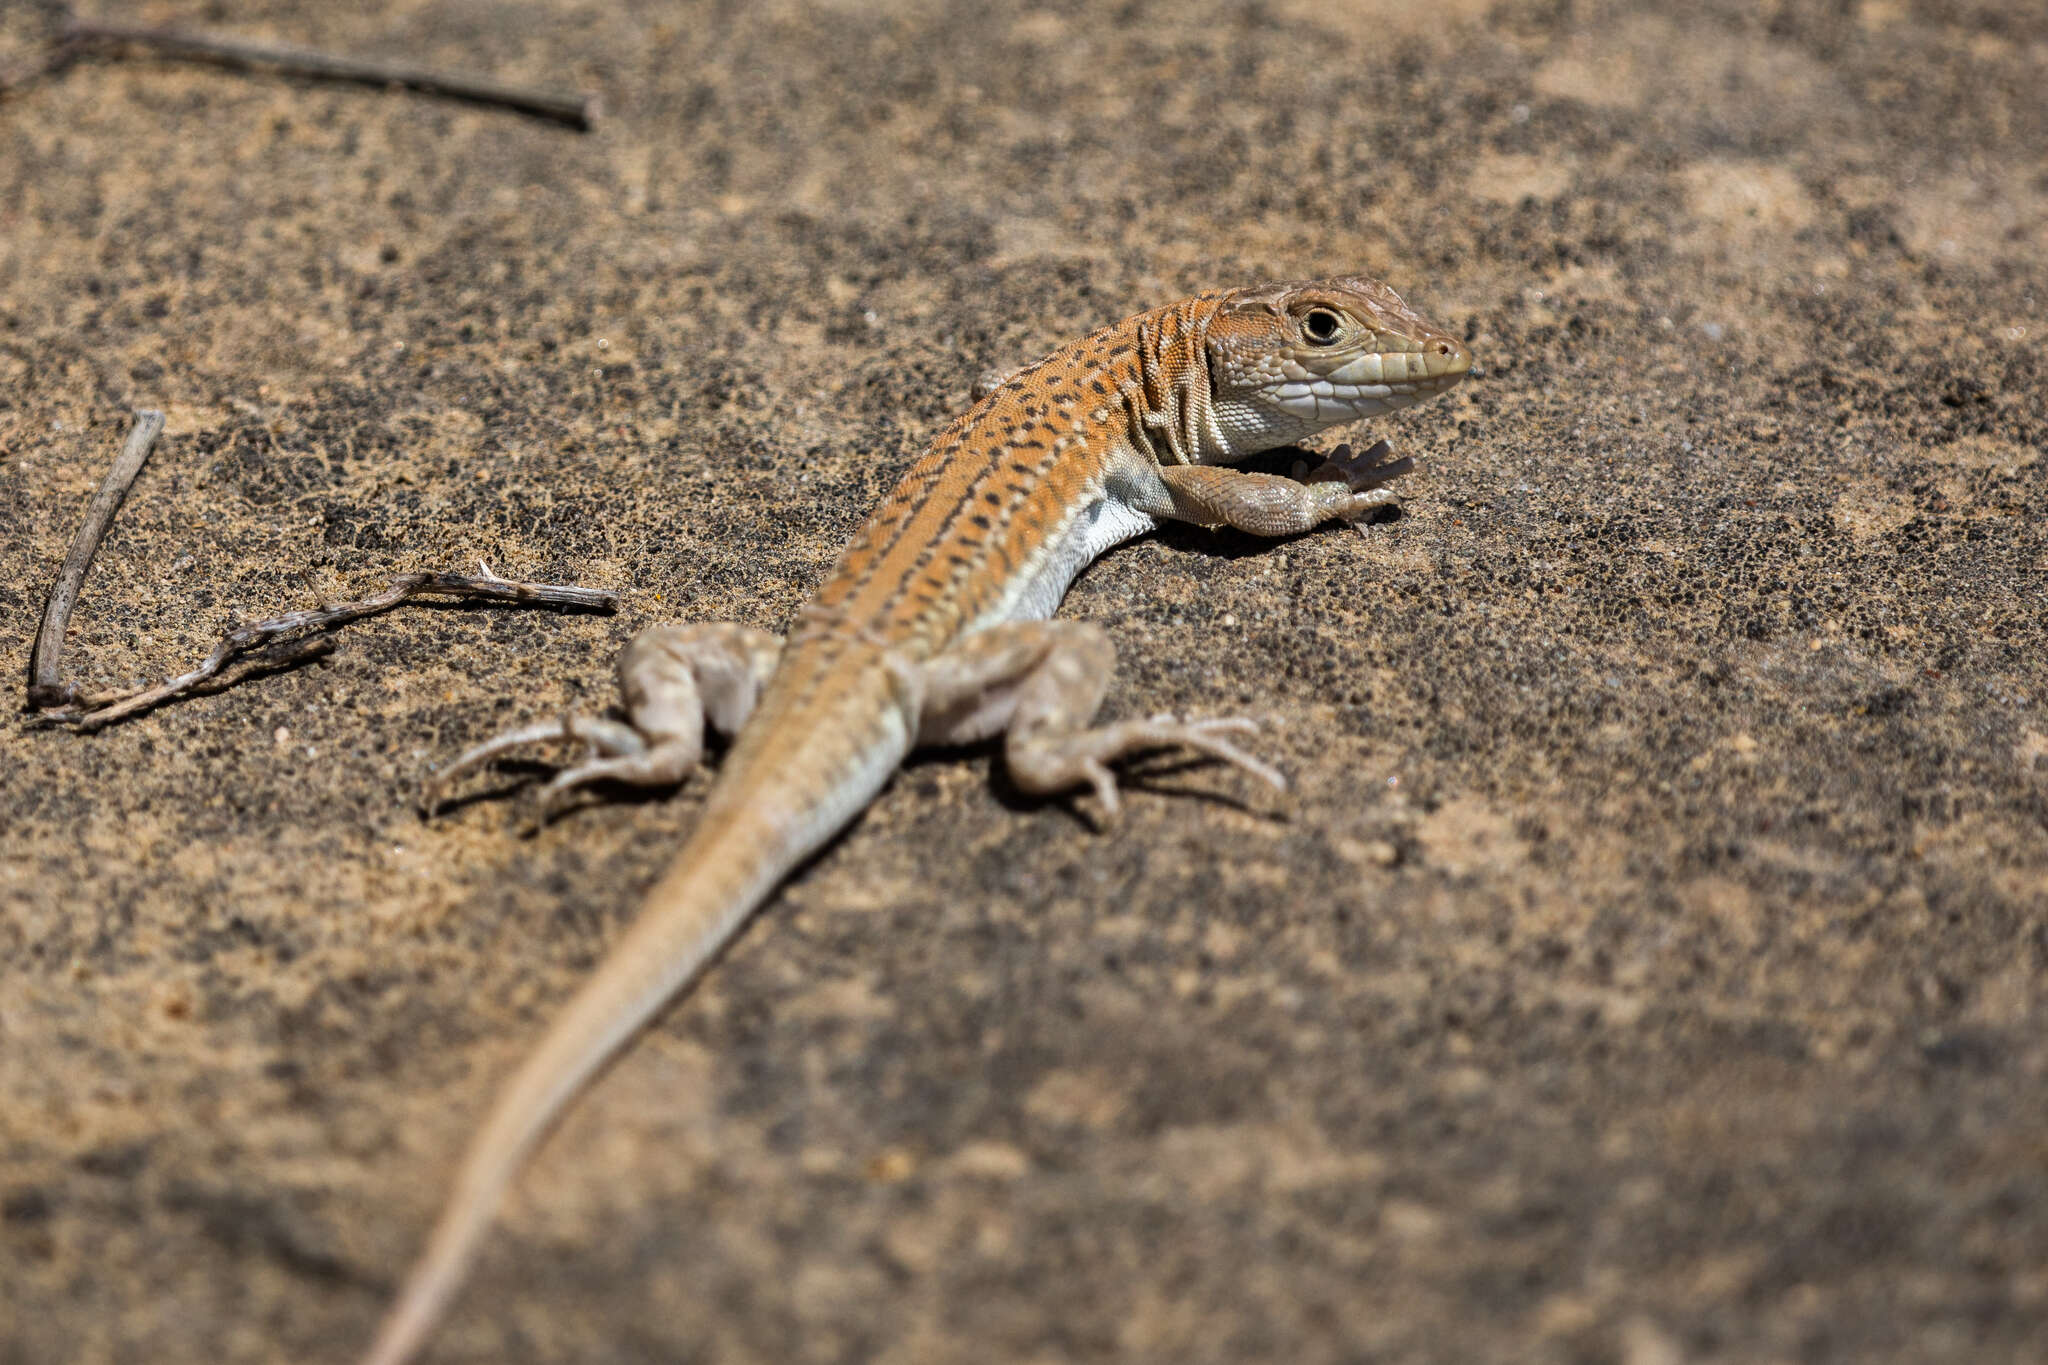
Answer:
[1125,293,1234,467]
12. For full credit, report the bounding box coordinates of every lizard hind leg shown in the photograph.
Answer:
[916,620,1287,823]
[423,622,782,821]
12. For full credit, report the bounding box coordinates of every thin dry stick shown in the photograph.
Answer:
[27,409,167,710]
[62,19,598,128]
[36,567,619,733]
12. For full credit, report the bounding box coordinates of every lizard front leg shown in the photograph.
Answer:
[916,620,1285,820]
[427,622,781,820]
[1149,439,1416,535]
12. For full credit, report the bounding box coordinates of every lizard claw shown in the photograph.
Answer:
[418,719,577,816]
[1112,714,1288,799]
[523,742,696,831]
[420,713,673,822]
[1167,715,1288,794]
[1303,438,1415,493]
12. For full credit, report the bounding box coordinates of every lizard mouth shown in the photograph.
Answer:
[1318,337,1471,386]
[1266,339,1471,421]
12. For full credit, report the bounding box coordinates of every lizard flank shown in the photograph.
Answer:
[362,275,1472,1364]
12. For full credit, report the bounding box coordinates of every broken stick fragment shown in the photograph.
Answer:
[60,20,600,128]
[25,408,618,728]
[27,409,166,710]
[32,570,619,733]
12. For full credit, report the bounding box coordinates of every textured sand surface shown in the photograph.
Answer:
[3,2,2045,1362]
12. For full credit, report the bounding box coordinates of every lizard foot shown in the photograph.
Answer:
[1302,438,1415,519]
[421,713,694,824]
[419,621,781,826]
[1012,713,1287,823]
[1303,438,1415,492]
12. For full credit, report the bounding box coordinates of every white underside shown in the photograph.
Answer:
[1209,390,1398,454]
[969,468,1159,632]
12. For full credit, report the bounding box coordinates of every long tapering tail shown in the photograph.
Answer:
[359,800,807,1365]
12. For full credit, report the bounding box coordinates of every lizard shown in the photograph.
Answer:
[360,274,1472,1365]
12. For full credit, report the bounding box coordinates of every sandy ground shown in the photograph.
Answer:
[3,1,2045,1362]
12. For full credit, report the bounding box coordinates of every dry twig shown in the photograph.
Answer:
[27,409,166,709]
[2,7,597,128]
[63,19,599,127]
[32,567,618,732]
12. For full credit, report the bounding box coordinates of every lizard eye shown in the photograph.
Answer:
[1301,308,1343,345]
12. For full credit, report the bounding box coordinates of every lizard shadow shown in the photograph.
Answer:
[420,747,711,829]
[434,739,1276,837]
[938,746,1285,831]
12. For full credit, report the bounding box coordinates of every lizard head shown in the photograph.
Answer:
[1203,275,1471,453]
